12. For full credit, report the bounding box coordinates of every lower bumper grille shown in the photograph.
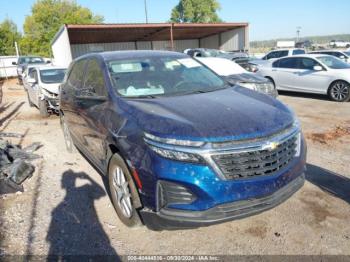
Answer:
[212,133,298,180]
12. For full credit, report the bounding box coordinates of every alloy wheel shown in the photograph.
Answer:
[330,82,349,101]
[112,166,133,218]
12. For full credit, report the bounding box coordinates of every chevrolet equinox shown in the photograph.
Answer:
[59,51,307,230]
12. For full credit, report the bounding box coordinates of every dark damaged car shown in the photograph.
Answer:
[59,51,307,230]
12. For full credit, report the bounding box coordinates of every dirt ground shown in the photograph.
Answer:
[0,79,349,257]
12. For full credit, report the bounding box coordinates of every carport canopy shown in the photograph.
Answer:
[64,23,248,45]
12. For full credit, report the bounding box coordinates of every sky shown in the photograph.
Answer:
[0,0,349,41]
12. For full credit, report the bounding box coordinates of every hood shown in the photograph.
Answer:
[225,73,269,85]
[123,87,294,142]
[41,83,60,94]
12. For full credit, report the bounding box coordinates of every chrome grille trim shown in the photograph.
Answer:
[145,125,300,180]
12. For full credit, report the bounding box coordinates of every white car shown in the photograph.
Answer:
[257,54,350,102]
[196,57,277,97]
[26,66,67,116]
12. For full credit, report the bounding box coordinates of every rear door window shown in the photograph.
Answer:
[292,49,305,55]
[296,58,320,70]
[83,59,107,96]
[278,50,289,58]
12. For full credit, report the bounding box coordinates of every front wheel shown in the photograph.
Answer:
[27,92,34,107]
[108,154,142,228]
[39,99,49,117]
[328,81,350,102]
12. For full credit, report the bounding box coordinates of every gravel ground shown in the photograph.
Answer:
[0,79,349,257]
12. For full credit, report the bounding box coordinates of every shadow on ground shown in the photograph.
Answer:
[46,170,118,258]
[279,91,330,101]
[306,164,350,204]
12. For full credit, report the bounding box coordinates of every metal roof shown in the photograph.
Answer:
[57,23,248,45]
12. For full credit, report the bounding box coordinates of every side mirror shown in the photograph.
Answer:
[313,65,323,71]
[28,78,37,84]
[46,60,51,64]
[12,61,17,65]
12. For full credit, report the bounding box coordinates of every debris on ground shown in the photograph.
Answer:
[0,139,42,194]
[306,125,350,144]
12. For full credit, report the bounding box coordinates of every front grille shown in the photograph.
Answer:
[212,134,298,180]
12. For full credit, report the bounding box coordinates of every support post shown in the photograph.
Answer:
[170,23,174,51]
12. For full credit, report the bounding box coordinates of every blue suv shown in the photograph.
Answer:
[59,51,306,230]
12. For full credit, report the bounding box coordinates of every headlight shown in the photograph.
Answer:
[238,82,257,90]
[239,82,277,97]
[41,88,57,99]
[144,133,205,163]
[144,133,205,147]
[148,145,204,163]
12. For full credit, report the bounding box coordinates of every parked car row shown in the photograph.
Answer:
[14,47,348,230]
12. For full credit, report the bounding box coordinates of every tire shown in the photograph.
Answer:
[265,77,275,88]
[108,153,142,228]
[39,99,49,117]
[27,92,34,107]
[60,114,76,153]
[328,81,350,102]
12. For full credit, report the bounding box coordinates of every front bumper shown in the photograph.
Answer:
[140,173,305,230]
[45,97,59,111]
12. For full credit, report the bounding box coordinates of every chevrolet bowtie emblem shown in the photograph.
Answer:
[262,141,279,151]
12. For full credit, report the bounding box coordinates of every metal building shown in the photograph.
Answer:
[51,23,249,67]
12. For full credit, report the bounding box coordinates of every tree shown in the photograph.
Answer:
[0,19,22,56]
[170,0,222,23]
[20,0,104,57]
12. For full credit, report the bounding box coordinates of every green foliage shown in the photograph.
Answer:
[170,0,222,23]
[20,0,104,57]
[0,19,22,56]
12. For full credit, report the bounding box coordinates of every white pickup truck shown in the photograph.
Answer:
[329,40,350,48]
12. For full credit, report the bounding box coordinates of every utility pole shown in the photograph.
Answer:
[144,0,149,23]
[296,26,301,42]
[15,42,19,57]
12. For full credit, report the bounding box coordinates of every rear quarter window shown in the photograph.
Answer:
[292,49,306,55]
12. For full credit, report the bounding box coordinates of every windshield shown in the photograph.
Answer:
[19,57,45,64]
[317,56,350,69]
[198,58,246,76]
[40,69,66,84]
[107,56,226,98]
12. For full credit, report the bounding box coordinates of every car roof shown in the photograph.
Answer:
[279,54,328,59]
[77,50,188,61]
[270,48,304,51]
[309,50,344,53]
[196,57,232,63]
